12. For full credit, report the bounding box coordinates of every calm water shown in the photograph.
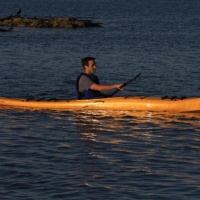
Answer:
[0,0,200,199]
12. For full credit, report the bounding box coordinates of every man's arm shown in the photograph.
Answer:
[90,83,123,92]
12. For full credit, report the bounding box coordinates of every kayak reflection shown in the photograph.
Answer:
[71,110,200,143]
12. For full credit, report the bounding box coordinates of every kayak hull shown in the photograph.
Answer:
[0,96,200,113]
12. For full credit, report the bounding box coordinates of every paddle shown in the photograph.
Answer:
[110,72,142,97]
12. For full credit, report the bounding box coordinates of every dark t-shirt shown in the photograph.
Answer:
[78,74,94,92]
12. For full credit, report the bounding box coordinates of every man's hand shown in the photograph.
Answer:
[116,84,125,90]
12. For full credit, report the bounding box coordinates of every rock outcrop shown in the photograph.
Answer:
[0,15,102,28]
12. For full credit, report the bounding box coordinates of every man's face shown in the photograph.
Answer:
[85,60,96,74]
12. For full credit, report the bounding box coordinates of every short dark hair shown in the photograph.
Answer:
[81,57,95,68]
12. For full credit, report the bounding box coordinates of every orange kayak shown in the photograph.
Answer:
[0,96,199,113]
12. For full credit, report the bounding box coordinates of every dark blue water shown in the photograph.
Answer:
[0,0,200,199]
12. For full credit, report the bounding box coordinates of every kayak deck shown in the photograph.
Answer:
[0,96,200,113]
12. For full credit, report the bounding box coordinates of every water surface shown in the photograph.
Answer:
[0,0,200,199]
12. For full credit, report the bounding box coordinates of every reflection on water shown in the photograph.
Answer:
[69,109,200,136]
[53,110,200,169]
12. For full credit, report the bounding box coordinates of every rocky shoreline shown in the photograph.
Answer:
[0,13,102,29]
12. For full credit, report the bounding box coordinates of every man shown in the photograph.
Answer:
[76,57,124,99]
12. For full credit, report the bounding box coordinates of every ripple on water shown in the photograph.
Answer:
[0,108,200,199]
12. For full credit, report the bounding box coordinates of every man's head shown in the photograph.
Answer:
[81,57,96,74]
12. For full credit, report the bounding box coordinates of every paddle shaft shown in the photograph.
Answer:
[110,72,141,96]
